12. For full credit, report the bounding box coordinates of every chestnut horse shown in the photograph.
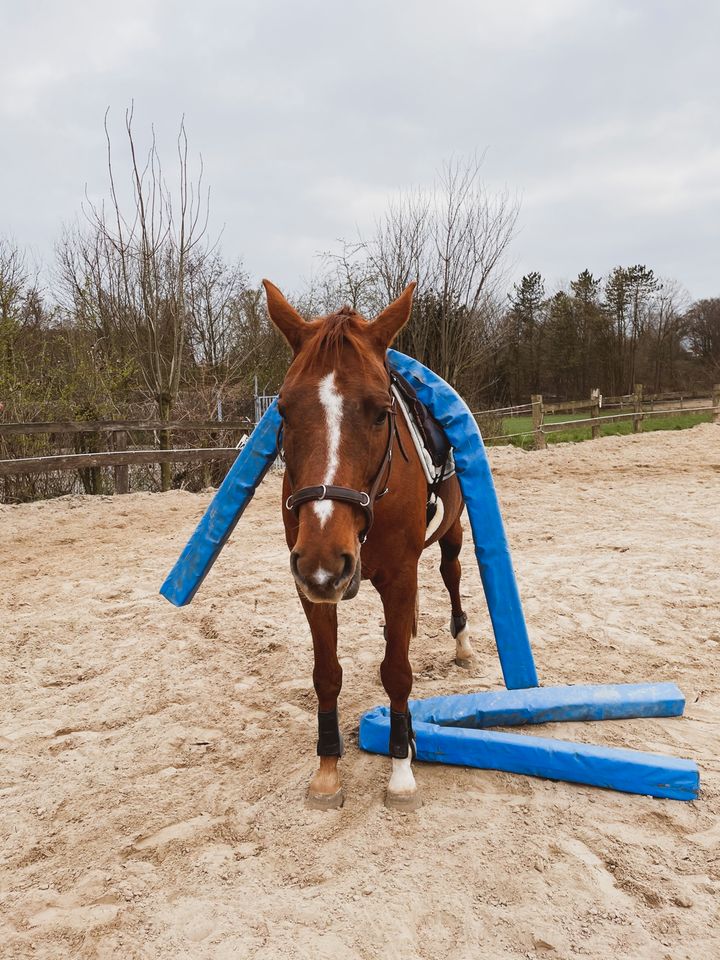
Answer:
[263,279,473,810]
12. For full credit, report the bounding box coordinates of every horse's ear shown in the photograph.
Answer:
[369,283,417,349]
[262,279,307,354]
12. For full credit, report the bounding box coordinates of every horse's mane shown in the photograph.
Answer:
[293,306,371,374]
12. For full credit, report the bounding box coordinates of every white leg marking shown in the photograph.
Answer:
[313,567,332,586]
[388,756,417,797]
[315,372,343,527]
[454,622,473,662]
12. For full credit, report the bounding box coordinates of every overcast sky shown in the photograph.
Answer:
[2,0,719,301]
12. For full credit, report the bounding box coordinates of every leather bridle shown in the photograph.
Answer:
[279,392,399,544]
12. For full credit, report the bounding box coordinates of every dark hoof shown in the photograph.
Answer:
[454,657,472,669]
[385,790,422,812]
[305,788,344,810]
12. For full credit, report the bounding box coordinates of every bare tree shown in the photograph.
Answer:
[318,157,518,396]
[185,252,248,387]
[65,105,211,490]
[0,239,48,416]
[184,264,291,423]
[644,279,689,392]
[685,298,720,379]
[0,239,34,323]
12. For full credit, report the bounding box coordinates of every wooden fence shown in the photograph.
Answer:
[1,384,718,495]
[0,419,253,494]
[499,384,720,451]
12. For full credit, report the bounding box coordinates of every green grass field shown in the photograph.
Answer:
[489,410,713,449]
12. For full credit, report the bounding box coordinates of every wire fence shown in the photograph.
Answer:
[486,429,535,441]
[473,402,534,417]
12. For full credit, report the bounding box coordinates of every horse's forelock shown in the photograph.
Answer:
[292,308,374,376]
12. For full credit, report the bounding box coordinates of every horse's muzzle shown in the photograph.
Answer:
[290,550,360,604]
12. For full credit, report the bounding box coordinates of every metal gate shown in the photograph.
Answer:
[254,394,277,425]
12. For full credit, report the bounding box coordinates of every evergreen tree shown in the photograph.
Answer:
[604,265,658,393]
[507,272,545,396]
[570,270,609,393]
[544,291,578,396]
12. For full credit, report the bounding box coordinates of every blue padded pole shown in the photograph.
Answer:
[359,707,699,801]
[387,350,538,689]
[408,682,686,728]
[160,401,282,606]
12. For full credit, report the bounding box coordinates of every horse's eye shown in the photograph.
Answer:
[374,410,388,425]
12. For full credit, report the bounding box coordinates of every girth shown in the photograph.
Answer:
[282,395,399,544]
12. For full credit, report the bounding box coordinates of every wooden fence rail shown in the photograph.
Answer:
[0,418,252,496]
[0,447,240,478]
[540,406,711,433]
[543,397,598,415]
[0,419,251,436]
[528,384,720,450]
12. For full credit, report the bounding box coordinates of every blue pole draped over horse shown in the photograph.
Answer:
[160,341,699,803]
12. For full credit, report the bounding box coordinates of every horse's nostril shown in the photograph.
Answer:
[290,551,301,581]
[335,553,354,588]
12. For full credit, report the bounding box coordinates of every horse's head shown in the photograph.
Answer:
[263,279,416,603]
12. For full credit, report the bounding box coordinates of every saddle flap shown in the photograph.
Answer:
[391,370,450,468]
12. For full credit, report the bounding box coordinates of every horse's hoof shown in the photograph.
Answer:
[305,788,344,810]
[385,790,422,812]
[454,656,472,669]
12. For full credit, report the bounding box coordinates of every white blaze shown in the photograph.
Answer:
[315,372,343,527]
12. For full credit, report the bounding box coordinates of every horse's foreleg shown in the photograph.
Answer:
[377,569,421,811]
[299,593,344,809]
[439,518,474,666]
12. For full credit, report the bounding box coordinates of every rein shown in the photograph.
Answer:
[280,392,400,544]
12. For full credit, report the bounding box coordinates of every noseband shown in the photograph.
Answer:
[280,393,398,544]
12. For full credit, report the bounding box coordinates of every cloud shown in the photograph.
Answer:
[1,0,718,298]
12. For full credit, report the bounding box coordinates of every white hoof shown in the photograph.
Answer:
[386,756,421,810]
[386,790,422,811]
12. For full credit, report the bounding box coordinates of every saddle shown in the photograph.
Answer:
[390,369,456,520]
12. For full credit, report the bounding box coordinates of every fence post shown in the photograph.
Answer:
[590,388,600,440]
[713,384,720,424]
[531,395,546,450]
[633,383,644,433]
[113,430,129,494]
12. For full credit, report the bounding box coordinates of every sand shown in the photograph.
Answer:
[1,423,719,960]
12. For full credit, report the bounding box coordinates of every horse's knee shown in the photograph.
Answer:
[379,658,413,706]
